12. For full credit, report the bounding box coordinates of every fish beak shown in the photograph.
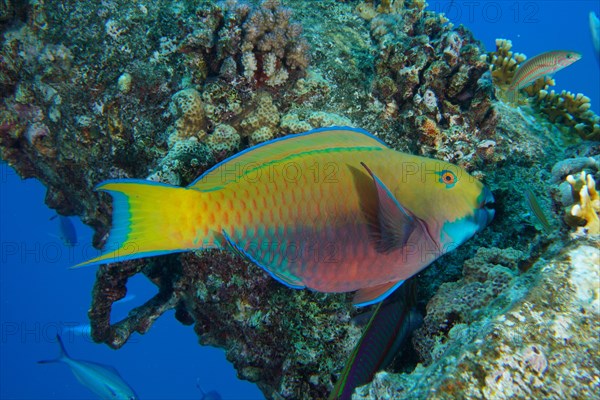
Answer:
[475,187,495,230]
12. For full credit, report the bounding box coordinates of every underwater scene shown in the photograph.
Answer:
[1,0,599,399]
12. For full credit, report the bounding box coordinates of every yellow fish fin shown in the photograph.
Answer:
[353,280,404,307]
[74,180,207,268]
[189,127,388,192]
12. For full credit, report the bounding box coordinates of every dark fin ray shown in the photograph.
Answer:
[360,162,416,253]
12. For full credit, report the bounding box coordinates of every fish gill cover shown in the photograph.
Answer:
[0,0,598,399]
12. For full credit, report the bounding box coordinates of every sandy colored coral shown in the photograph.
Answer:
[482,38,526,89]
[240,93,280,145]
[565,171,600,236]
[356,241,600,400]
[280,112,312,134]
[181,0,309,89]
[169,88,207,146]
[205,124,241,156]
[529,90,600,141]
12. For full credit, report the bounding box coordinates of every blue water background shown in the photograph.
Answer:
[1,1,599,399]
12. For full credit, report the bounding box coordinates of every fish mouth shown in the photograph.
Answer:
[475,187,495,229]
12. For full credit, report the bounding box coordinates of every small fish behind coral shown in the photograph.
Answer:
[506,50,581,102]
[329,280,423,400]
[49,215,77,247]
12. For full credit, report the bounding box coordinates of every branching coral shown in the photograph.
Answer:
[529,90,600,141]
[181,0,309,88]
[483,39,600,141]
[481,39,526,89]
[565,171,600,236]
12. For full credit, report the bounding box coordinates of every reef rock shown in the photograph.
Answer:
[355,240,600,400]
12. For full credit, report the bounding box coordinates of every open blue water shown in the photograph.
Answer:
[1,1,599,399]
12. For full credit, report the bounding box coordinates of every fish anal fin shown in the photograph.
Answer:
[353,280,404,307]
[360,162,416,253]
[222,230,305,289]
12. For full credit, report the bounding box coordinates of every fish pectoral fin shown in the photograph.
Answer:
[221,230,305,289]
[360,162,417,253]
[352,280,405,307]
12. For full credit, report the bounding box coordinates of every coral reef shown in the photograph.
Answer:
[356,240,600,399]
[364,2,499,170]
[483,39,600,141]
[564,171,600,236]
[89,251,360,399]
[1,1,599,399]
[180,0,309,89]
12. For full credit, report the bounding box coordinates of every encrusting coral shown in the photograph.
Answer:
[363,1,499,169]
[565,171,600,236]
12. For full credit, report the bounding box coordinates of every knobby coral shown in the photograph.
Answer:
[565,171,600,236]
[181,0,309,88]
[365,3,498,169]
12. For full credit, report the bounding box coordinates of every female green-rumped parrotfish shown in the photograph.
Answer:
[76,127,494,306]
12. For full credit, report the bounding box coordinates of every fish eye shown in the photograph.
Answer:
[438,170,457,188]
[566,54,572,59]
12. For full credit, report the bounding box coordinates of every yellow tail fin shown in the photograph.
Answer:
[75,179,205,267]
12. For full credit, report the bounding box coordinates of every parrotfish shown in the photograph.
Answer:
[76,127,494,306]
[506,50,581,101]
[590,12,600,62]
[329,280,422,400]
[38,335,138,400]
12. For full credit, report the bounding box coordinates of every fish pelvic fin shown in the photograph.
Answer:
[74,179,213,268]
[353,280,404,307]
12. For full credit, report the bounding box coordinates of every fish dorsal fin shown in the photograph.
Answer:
[189,127,387,192]
[353,280,405,307]
[360,162,418,253]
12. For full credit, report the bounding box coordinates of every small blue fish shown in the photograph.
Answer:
[50,215,77,247]
[38,335,138,400]
[590,11,600,62]
[197,379,222,400]
[63,323,92,338]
